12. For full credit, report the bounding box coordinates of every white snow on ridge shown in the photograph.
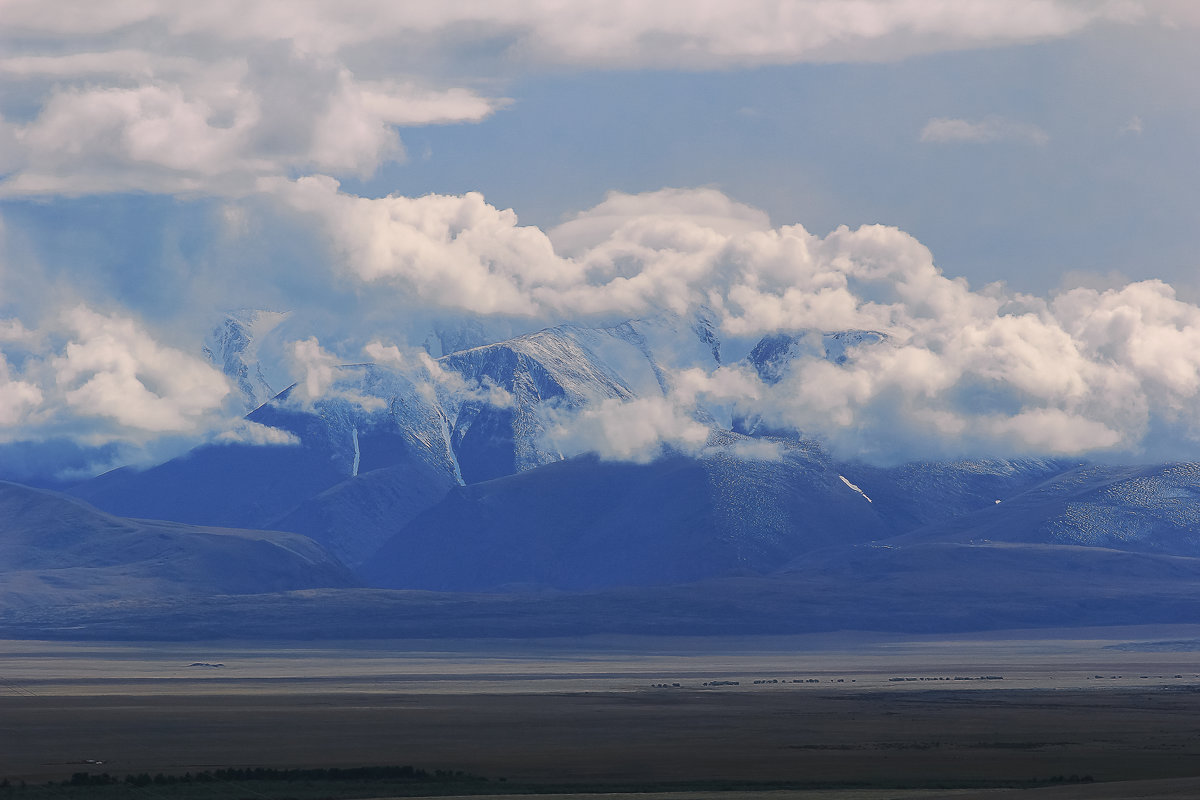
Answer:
[203,309,292,413]
[839,474,873,503]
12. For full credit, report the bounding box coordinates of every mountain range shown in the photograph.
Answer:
[3,310,1199,639]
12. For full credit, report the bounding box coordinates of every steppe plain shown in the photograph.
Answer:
[4,627,1200,799]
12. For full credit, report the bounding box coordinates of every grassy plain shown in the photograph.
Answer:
[3,627,1200,798]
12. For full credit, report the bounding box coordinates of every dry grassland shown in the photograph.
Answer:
[2,628,1200,798]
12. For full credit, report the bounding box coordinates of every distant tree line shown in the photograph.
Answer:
[49,765,480,788]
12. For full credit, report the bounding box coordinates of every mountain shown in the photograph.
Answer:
[439,315,721,481]
[66,316,1085,594]
[54,312,1200,631]
[733,329,886,436]
[70,364,460,566]
[364,442,886,592]
[361,444,1082,593]
[891,462,1200,557]
[0,481,353,609]
[270,459,458,567]
[839,457,1073,533]
[202,309,291,413]
[9,538,1200,640]
[67,314,722,560]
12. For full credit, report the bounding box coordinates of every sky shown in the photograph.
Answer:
[2,0,1200,476]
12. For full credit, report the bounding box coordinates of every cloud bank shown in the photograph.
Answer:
[3,0,1199,469]
[0,0,1159,196]
[0,306,235,445]
[5,179,1200,465]
[270,181,1200,462]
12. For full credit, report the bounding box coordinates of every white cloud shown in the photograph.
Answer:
[271,177,566,315]
[285,337,342,407]
[363,339,512,408]
[269,182,1200,462]
[543,396,710,463]
[0,0,1153,197]
[11,177,1200,464]
[0,353,43,427]
[0,2,1140,67]
[215,419,301,446]
[0,305,298,449]
[51,307,232,435]
[549,188,771,256]
[1120,115,1144,136]
[284,336,385,411]
[919,116,1050,146]
[1,66,500,196]
[0,318,35,344]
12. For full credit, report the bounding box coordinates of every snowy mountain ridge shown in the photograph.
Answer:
[54,308,1200,596]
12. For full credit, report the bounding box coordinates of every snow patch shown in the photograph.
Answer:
[839,474,872,503]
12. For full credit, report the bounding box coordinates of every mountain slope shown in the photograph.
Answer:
[362,443,889,592]
[891,462,1200,557]
[202,309,290,413]
[8,538,1200,640]
[0,481,354,609]
[69,364,459,535]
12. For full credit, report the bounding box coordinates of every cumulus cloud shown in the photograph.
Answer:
[0,0,1152,196]
[215,419,301,446]
[1,61,499,196]
[919,116,1050,146]
[51,307,232,435]
[363,339,512,409]
[0,353,43,427]
[7,0,1198,472]
[543,396,710,463]
[284,336,390,411]
[271,177,566,315]
[0,305,240,448]
[270,179,953,333]
[9,179,1200,464]
[271,181,1200,462]
[549,188,772,256]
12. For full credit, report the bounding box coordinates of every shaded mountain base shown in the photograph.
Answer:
[6,542,1200,640]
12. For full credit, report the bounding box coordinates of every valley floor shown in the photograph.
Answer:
[3,627,1200,798]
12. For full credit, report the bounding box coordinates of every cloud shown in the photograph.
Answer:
[270,182,1200,462]
[270,179,957,333]
[0,353,43,427]
[8,0,1200,474]
[50,307,233,436]
[363,339,512,409]
[549,188,771,256]
[0,1,1139,68]
[284,336,386,411]
[271,177,565,315]
[1,64,500,196]
[215,419,301,446]
[286,337,341,406]
[919,116,1050,146]
[1120,115,1144,136]
[0,304,281,453]
[0,0,1149,197]
[10,180,1200,465]
[543,396,710,463]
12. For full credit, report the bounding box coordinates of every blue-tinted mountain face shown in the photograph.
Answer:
[24,310,1200,636]
[0,481,353,609]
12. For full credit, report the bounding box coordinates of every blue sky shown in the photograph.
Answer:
[3,1,1200,474]
[361,29,1198,296]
